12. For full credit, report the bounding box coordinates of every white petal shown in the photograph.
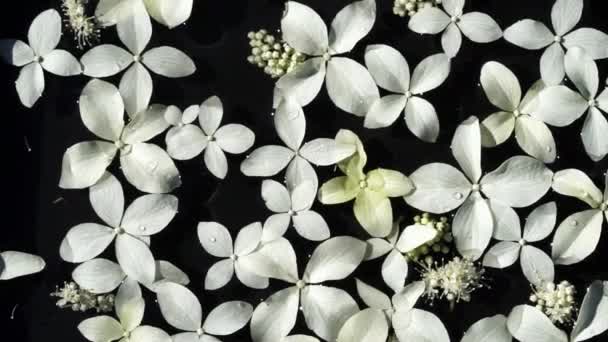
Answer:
[404,96,440,142]
[354,189,393,238]
[115,278,144,331]
[72,259,124,294]
[552,0,583,35]
[393,309,450,342]
[240,145,295,177]
[0,39,34,66]
[90,172,124,228]
[370,167,413,197]
[117,1,151,55]
[262,180,291,213]
[326,57,380,117]
[480,61,521,112]
[123,104,173,144]
[300,138,356,166]
[442,0,465,16]
[521,245,555,286]
[122,194,178,236]
[301,285,359,341]
[130,326,171,342]
[41,49,81,76]
[540,43,566,86]
[504,20,554,50]
[488,200,521,241]
[143,0,193,28]
[239,238,298,283]
[462,315,511,342]
[481,111,515,147]
[507,305,568,342]
[0,251,45,280]
[293,211,331,241]
[458,12,503,43]
[203,301,253,336]
[551,210,604,265]
[381,250,408,293]
[234,261,269,289]
[363,95,407,129]
[234,222,263,256]
[115,234,156,285]
[410,53,451,94]
[328,0,376,54]
[154,260,190,285]
[564,28,608,59]
[275,57,326,108]
[452,116,482,183]
[28,9,61,56]
[281,1,328,55]
[120,143,181,193]
[552,169,603,207]
[155,282,202,331]
[571,280,608,342]
[364,44,410,93]
[405,163,471,214]
[120,63,153,117]
[15,61,44,108]
[95,0,133,25]
[251,287,299,342]
[59,141,117,189]
[395,224,438,253]
[80,79,125,141]
[274,99,306,151]
[482,241,521,268]
[199,96,223,135]
[408,7,450,34]
[197,222,233,257]
[480,156,553,208]
[523,202,557,242]
[78,316,124,342]
[452,193,493,261]
[291,181,316,211]
[204,259,234,290]
[261,214,291,242]
[363,238,393,261]
[520,80,547,115]
[81,44,133,77]
[304,236,366,283]
[355,279,391,310]
[515,115,557,163]
[215,124,255,154]
[143,46,196,77]
[337,308,389,342]
[204,142,228,179]
[165,125,207,160]
[60,223,115,263]
[565,47,598,99]
[392,281,426,311]
[286,156,318,192]
[441,23,462,57]
[582,107,608,162]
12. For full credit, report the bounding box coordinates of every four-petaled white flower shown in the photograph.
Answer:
[81,3,196,116]
[0,251,45,280]
[240,236,366,342]
[96,0,193,29]
[59,79,181,193]
[165,96,256,179]
[504,0,608,85]
[536,47,608,162]
[197,221,268,290]
[155,282,253,342]
[274,0,380,116]
[241,98,356,190]
[261,178,330,242]
[363,44,450,142]
[483,202,557,286]
[408,0,502,58]
[550,169,608,265]
[60,172,178,286]
[480,62,556,163]
[405,116,553,260]
[0,9,81,107]
[507,281,608,342]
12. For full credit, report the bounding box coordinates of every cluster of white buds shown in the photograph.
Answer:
[393,0,443,17]
[61,0,101,49]
[421,256,486,306]
[529,280,577,325]
[406,213,452,263]
[247,29,307,78]
[50,281,114,313]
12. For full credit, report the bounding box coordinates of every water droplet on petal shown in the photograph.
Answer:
[453,192,463,200]
[210,237,217,242]
[571,220,578,227]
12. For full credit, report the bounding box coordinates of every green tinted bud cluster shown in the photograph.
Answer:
[51,281,115,313]
[405,213,453,263]
[247,29,307,78]
[393,0,442,17]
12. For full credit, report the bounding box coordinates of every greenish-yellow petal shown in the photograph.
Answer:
[354,189,393,238]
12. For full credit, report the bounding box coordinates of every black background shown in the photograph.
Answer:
[1,0,608,341]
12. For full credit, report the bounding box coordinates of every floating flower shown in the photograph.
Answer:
[51,281,115,313]
[0,251,45,280]
[0,9,81,107]
[364,44,451,142]
[504,0,608,85]
[421,256,486,305]
[247,29,307,78]
[95,0,193,29]
[529,280,577,325]
[61,0,101,49]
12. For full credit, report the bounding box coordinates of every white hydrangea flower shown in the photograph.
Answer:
[408,0,502,58]
[363,44,451,142]
[535,47,608,162]
[95,0,193,29]
[60,172,178,287]
[550,169,608,265]
[197,221,268,290]
[422,256,485,304]
[461,315,511,342]
[480,62,556,163]
[273,0,379,116]
[81,3,196,116]
[240,98,356,190]
[261,178,329,242]
[483,202,557,286]
[0,251,45,280]
[353,280,450,342]
[59,79,181,193]
[504,0,608,86]
[0,9,81,108]
[78,279,172,342]
[239,236,366,342]
[155,282,253,342]
[165,97,256,179]
[507,280,608,342]
[405,116,554,260]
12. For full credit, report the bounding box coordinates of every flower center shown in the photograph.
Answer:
[471,183,481,192]
[359,180,368,189]
[554,35,563,43]
[322,52,331,61]
[588,99,597,107]
[230,254,238,261]
[513,109,521,117]
[34,55,44,63]
[601,202,608,211]
[287,209,296,216]
[296,280,306,289]
[196,328,204,336]
[405,91,412,98]
[133,54,142,63]
[518,239,526,246]
[450,16,460,23]
[207,135,216,142]
[114,227,125,235]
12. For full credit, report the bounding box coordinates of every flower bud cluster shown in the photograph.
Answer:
[422,256,485,305]
[529,280,577,325]
[406,213,453,264]
[247,29,307,78]
[61,0,101,49]
[393,0,442,17]
[51,281,114,313]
